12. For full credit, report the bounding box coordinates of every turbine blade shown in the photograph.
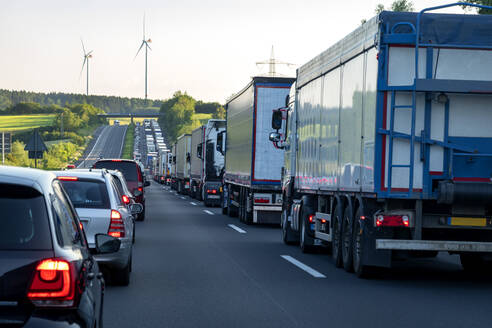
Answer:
[79,57,87,79]
[87,50,93,56]
[80,38,86,55]
[134,41,145,60]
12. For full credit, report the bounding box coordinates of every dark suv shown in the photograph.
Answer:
[0,165,120,327]
[93,159,149,221]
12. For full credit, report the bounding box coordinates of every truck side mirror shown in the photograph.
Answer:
[269,132,281,143]
[197,143,203,159]
[216,131,225,155]
[272,110,282,130]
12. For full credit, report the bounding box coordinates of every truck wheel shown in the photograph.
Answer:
[332,204,343,268]
[342,204,354,272]
[300,216,313,253]
[221,197,228,215]
[227,189,238,217]
[460,253,485,273]
[281,208,298,245]
[352,208,372,278]
[238,188,244,222]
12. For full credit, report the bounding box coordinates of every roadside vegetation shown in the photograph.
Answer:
[1,102,107,169]
[121,123,135,160]
[158,91,225,143]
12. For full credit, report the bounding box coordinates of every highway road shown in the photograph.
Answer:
[77,122,491,328]
[77,125,127,168]
[102,183,492,328]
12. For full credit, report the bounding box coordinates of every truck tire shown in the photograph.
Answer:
[342,204,354,272]
[227,188,238,217]
[352,208,372,278]
[221,197,228,215]
[460,253,486,273]
[332,204,343,268]
[300,216,314,253]
[281,208,298,245]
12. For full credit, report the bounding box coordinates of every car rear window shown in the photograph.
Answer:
[93,161,139,182]
[0,184,52,250]
[59,179,110,209]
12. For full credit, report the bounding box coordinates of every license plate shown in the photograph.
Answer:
[448,217,487,227]
[207,195,220,199]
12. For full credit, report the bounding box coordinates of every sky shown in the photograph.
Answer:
[0,0,465,103]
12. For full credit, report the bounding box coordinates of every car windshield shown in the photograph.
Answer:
[59,179,110,209]
[0,184,52,250]
[93,161,138,182]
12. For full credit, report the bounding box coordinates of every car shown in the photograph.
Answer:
[108,169,139,243]
[53,169,142,286]
[93,159,149,221]
[66,164,76,169]
[114,120,120,126]
[0,165,121,327]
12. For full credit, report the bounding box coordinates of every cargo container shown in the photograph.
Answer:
[170,142,177,189]
[190,120,226,206]
[270,6,492,277]
[222,76,295,223]
[176,134,192,194]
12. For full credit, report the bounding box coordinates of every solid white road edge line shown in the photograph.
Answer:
[228,224,246,234]
[280,255,326,278]
[204,210,214,215]
[190,202,197,206]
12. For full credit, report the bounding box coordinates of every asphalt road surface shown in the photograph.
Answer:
[103,183,492,328]
[77,125,127,168]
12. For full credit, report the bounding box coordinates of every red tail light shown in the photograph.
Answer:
[27,259,74,307]
[375,215,410,227]
[254,198,269,204]
[122,195,130,204]
[207,189,217,194]
[111,159,122,162]
[57,176,78,181]
[108,210,125,238]
[308,214,314,223]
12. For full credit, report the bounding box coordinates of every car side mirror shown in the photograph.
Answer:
[130,203,143,215]
[144,180,151,187]
[271,110,282,130]
[269,132,281,143]
[95,234,121,254]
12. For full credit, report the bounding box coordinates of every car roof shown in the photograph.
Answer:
[52,169,107,182]
[0,165,55,195]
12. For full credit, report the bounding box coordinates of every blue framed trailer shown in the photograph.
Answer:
[271,3,492,277]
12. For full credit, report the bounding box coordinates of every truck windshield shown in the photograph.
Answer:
[0,184,52,250]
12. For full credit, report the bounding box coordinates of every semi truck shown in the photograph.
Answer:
[222,76,295,224]
[190,119,226,206]
[170,142,177,189]
[157,148,169,184]
[270,6,492,277]
[175,134,191,194]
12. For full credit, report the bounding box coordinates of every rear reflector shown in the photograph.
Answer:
[27,259,74,307]
[254,198,269,204]
[108,210,125,238]
[376,215,410,227]
[57,176,78,181]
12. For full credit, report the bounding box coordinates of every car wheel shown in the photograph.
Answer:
[342,204,354,273]
[113,258,131,286]
[136,207,145,221]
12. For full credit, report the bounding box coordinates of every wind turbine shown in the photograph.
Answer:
[80,39,93,96]
[135,15,152,100]
[256,45,295,77]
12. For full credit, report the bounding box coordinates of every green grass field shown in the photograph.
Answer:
[193,113,213,124]
[0,114,56,132]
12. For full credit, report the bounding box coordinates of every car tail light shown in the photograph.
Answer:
[122,195,130,205]
[27,259,74,307]
[254,198,269,204]
[308,214,314,223]
[186,181,190,186]
[108,210,125,238]
[207,189,217,194]
[375,215,410,227]
[111,159,122,162]
[57,176,78,181]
